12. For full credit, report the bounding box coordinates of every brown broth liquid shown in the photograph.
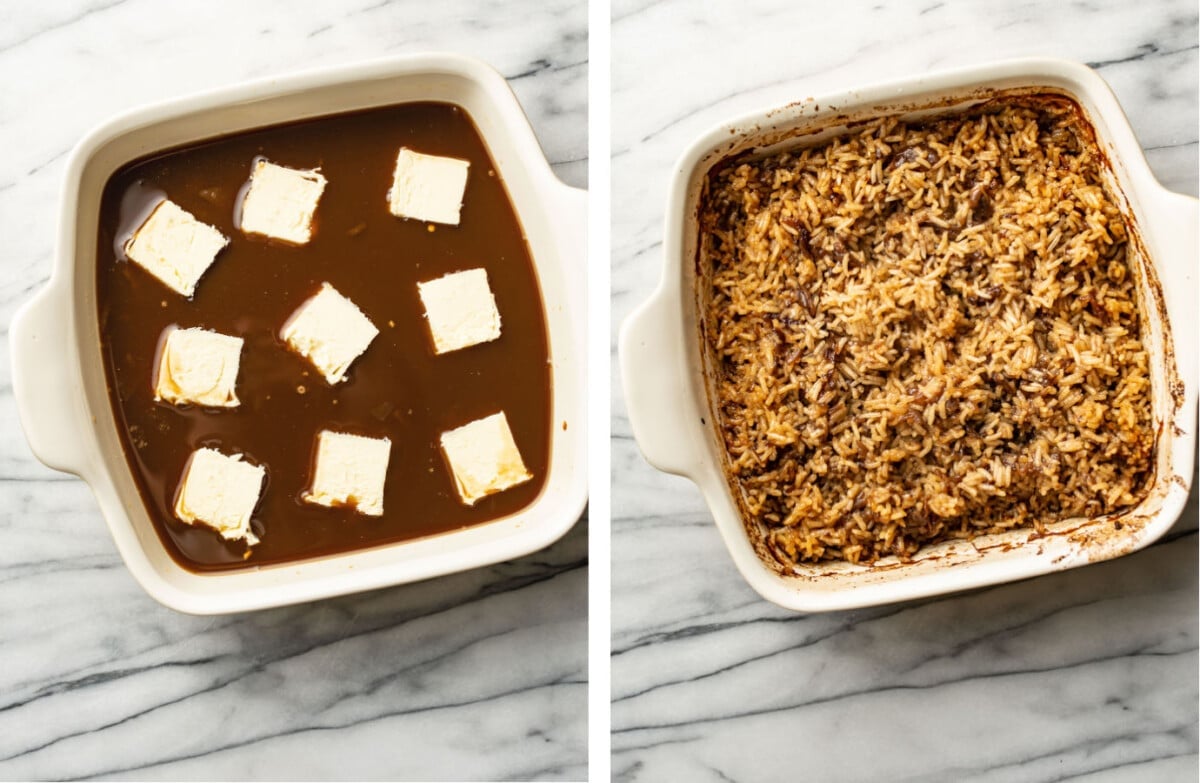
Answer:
[96,103,551,572]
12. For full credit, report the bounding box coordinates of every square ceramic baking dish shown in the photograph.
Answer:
[620,58,1196,612]
[11,53,587,614]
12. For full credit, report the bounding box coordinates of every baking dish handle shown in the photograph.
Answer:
[551,180,588,272]
[1144,189,1199,385]
[619,288,701,477]
[1156,190,1199,272]
[546,179,588,357]
[10,283,89,476]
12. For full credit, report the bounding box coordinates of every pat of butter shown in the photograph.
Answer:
[281,283,379,384]
[417,268,501,354]
[440,411,531,506]
[174,448,265,545]
[303,430,391,516]
[124,199,229,298]
[153,326,243,408]
[387,148,470,225]
[239,159,327,244]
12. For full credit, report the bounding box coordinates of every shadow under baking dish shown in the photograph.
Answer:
[96,102,551,573]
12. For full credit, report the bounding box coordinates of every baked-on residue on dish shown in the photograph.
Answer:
[699,95,1155,566]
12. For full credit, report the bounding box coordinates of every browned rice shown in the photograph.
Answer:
[699,96,1155,565]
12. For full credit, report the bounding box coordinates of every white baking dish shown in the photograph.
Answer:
[10,53,587,614]
[620,58,1196,612]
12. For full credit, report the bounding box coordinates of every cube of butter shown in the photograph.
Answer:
[387,148,470,225]
[440,411,531,506]
[174,448,265,545]
[302,430,391,516]
[417,268,501,354]
[153,326,243,408]
[280,283,379,384]
[124,199,229,298]
[239,159,327,245]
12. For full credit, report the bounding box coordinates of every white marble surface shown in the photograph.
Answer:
[612,1,1198,781]
[0,1,586,780]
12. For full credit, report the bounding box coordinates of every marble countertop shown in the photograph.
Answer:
[0,1,586,780]
[611,1,1198,781]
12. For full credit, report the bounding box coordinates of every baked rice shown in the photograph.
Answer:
[699,95,1155,566]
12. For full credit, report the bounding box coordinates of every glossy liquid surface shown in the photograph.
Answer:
[96,103,551,572]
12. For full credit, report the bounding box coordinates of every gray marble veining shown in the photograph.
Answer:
[0,1,587,780]
[611,1,1198,781]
